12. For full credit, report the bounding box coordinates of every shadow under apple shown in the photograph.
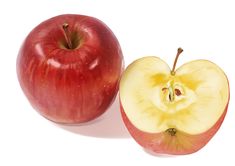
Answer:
[143,148,177,158]
[55,96,130,138]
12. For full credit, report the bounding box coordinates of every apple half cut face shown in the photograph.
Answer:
[119,49,229,155]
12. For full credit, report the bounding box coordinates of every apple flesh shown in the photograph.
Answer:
[17,14,124,123]
[119,49,229,155]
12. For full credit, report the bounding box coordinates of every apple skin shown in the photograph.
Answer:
[17,14,124,123]
[120,92,229,155]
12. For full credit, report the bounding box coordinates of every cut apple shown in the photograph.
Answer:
[120,48,229,155]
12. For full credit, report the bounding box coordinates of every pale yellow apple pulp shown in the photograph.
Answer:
[120,57,229,134]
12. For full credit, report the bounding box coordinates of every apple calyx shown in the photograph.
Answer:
[166,128,177,136]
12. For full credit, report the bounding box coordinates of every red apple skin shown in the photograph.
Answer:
[120,94,229,155]
[17,14,124,123]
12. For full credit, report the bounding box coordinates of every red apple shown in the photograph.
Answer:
[119,48,229,155]
[17,14,124,123]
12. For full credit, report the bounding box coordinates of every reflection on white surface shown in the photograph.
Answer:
[57,96,130,138]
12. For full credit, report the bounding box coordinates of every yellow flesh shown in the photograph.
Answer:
[120,57,229,134]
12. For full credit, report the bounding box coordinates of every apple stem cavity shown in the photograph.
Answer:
[62,23,73,49]
[171,48,183,75]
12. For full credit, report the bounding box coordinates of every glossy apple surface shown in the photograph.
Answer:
[17,14,124,123]
[119,49,229,155]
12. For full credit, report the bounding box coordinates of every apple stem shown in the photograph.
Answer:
[62,23,73,49]
[171,48,183,75]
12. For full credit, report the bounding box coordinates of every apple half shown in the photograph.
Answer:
[120,48,229,155]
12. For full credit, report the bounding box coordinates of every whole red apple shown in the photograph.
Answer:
[17,14,124,123]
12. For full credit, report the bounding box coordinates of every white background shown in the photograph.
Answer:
[0,0,235,165]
